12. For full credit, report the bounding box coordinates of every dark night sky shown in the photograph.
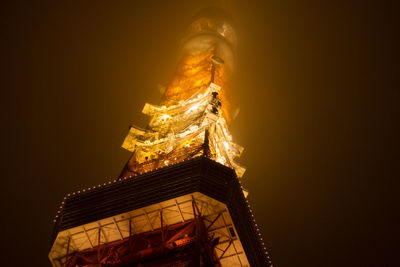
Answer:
[1,1,398,266]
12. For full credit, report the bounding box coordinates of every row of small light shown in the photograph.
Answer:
[51,156,262,262]
[238,178,273,267]
[52,156,204,224]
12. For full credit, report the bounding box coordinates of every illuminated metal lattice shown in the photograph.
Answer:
[121,78,245,177]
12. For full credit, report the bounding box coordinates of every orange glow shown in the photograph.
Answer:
[119,13,243,178]
[161,51,231,123]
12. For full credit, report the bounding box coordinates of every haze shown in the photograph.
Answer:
[1,1,397,266]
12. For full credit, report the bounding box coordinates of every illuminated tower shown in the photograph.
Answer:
[49,9,272,267]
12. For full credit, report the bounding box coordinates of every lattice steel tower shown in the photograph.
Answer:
[49,8,272,267]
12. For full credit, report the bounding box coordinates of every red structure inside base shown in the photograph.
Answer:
[65,206,222,267]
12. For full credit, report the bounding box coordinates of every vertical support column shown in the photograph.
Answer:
[204,128,211,158]
[210,55,224,84]
[192,196,201,267]
[129,218,133,249]
[192,195,201,217]
[160,209,165,248]
[129,218,132,237]
[65,236,70,267]
[211,61,216,83]
[97,227,101,263]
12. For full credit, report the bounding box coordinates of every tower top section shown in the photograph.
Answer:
[120,8,244,179]
[180,8,237,75]
[186,8,237,48]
